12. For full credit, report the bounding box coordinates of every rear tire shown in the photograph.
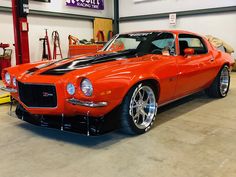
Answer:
[120,83,158,135]
[205,65,230,98]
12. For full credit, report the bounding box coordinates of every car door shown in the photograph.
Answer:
[174,34,215,98]
[148,32,178,104]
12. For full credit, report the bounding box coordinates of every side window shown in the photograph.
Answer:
[151,33,176,56]
[179,34,208,55]
[119,38,140,49]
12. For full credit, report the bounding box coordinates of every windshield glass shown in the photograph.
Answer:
[102,32,176,55]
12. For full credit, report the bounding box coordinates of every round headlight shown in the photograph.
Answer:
[81,78,93,97]
[13,77,17,87]
[67,83,75,95]
[5,72,11,85]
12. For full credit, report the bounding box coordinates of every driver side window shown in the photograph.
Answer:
[151,33,176,56]
[179,34,208,55]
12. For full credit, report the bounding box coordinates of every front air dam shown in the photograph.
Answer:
[15,103,121,136]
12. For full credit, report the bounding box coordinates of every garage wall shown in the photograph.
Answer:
[30,15,94,64]
[1,0,113,18]
[120,0,236,17]
[119,0,236,58]
[0,0,113,65]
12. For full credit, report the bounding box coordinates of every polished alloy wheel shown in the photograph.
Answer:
[129,85,157,129]
[220,67,230,96]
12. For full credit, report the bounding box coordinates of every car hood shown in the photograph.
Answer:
[24,50,153,75]
[15,50,160,84]
[40,50,139,75]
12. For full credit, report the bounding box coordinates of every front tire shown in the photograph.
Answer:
[120,83,158,135]
[205,65,230,98]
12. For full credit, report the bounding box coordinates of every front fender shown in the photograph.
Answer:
[92,72,160,107]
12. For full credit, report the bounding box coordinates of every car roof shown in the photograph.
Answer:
[120,30,201,36]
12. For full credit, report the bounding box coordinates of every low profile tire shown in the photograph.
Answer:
[120,83,158,135]
[205,65,230,98]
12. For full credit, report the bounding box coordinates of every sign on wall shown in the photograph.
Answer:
[66,0,104,10]
[169,13,177,26]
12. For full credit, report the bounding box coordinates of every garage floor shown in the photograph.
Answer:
[0,73,236,177]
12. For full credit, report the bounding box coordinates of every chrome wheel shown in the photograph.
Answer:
[129,85,157,130]
[220,67,230,96]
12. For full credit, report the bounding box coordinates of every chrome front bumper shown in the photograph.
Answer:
[67,98,108,108]
[0,86,17,93]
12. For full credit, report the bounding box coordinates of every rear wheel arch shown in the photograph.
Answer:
[223,62,230,67]
[205,64,230,98]
[217,62,230,74]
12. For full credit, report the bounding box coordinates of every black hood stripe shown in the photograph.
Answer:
[26,58,69,75]
[40,50,138,75]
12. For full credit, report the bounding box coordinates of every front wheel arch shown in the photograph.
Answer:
[123,78,160,104]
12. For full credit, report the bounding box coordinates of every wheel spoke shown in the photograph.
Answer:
[132,105,140,108]
[138,90,144,100]
[132,100,139,107]
[140,109,148,121]
[143,95,150,107]
[133,113,140,123]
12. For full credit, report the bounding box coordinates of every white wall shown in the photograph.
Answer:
[0,0,113,18]
[0,12,93,65]
[120,0,236,58]
[0,0,113,65]
[120,0,236,17]
[28,15,93,63]
[0,12,15,65]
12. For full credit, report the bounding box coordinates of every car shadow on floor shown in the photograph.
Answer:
[17,91,214,148]
[18,122,128,149]
[155,91,214,126]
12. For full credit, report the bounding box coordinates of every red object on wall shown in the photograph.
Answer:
[96,31,105,42]
[52,31,63,60]
[11,0,30,64]
[0,44,10,49]
[0,43,12,77]
[0,59,11,70]
[68,44,103,57]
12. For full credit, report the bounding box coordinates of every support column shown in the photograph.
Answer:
[11,0,30,64]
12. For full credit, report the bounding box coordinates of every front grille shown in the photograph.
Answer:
[18,82,57,108]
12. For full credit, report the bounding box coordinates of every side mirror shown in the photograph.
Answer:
[184,48,195,56]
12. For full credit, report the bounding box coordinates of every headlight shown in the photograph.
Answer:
[67,83,75,95]
[81,78,93,97]
[13,77,17,87]
[5,72,11,85]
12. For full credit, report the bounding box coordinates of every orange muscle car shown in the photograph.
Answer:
[1,30,235,135]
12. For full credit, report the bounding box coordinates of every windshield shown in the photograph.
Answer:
[102,32,176,55]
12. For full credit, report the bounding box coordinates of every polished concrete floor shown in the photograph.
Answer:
[0,74,236,177]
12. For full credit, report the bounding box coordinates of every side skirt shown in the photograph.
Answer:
[159,87,206,108]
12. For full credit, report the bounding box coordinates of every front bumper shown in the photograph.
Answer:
[15,103,120,136]
[2,83,119,117]
[67,98,108,108]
